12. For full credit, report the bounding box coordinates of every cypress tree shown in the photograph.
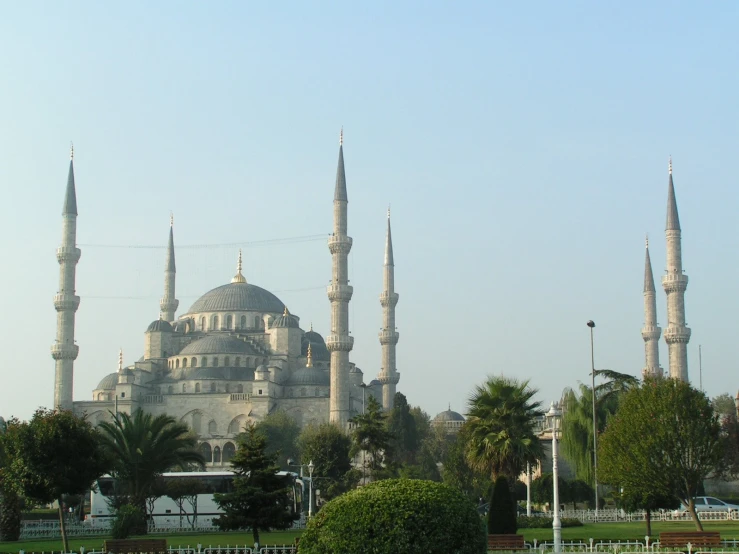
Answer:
[487,476,517,534]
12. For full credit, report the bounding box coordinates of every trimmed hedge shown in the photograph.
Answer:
[298,479,486,554]
[516,516,583,529]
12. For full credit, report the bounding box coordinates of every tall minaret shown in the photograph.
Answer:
[52,145,81,410]
[327,129,354,427]
[641,236,662,378]
[662,158,691,381]
[159,214,179,322]
[378,208,400,409]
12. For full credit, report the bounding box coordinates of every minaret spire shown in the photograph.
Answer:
[327,131,354,427]
[379,208,400,409]
[232,249,247,284]
[159,215,179,321]
[662,159,691,381]
[642,236,662,378]
[52,150,82,410]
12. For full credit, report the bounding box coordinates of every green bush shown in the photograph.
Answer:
[298,479,486,554]
[0,491,21,541]
[516,516,583,529]
[488,476,517,534]
[111,505,146,539]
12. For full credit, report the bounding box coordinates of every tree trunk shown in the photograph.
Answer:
[645,508,652,538]
[687,499,703,531]
[253,527,260,549]
[58,497,70,553]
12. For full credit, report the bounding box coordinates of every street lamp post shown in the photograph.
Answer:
[587,320,599,520]
[308,460,315,518]
[526,463,532,517]
[547,401,563,553]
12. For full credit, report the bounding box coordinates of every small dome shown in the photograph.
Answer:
[191,367,225,380]
[147,319,173,333]
[96,373,118,390]
[287,367,330,386]
[180,335,259,356]
[433,409,466,423]
[272,311,300,329]
[301,334,330,362]
[368,379,382,387]
[349,365,363,374]
[304,329,325,344]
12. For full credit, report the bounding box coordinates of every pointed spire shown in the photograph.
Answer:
[644,236,656,293]
[118,349,123,372]
[166,215,176,272]
[63,145,78,216]
[231,249,247,283]
[334,129,348,201]
[384,206,394,266]
[306,343,313,367]
[666,157,681,231]
[284,305,290,317]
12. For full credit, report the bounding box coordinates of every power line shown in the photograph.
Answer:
[82,285,327,300]
[79,234,328,249]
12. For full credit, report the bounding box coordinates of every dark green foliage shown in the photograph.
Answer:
[214,423,295,546]
[386,393,419,466]
[254,411,301,471]
[440,426,489,502]
[298,479,486,554]
[111,504,145,539]
[97,409,204,514]
[488,476,517,535]
[350,396,393,477]
[516,516,582,529]
[598,378,725,532]
[297,423,358,501]
[0,490,21,541]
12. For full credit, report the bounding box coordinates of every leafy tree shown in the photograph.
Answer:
[440,425,488,502]
[165,478,206,528]
[465,376,545,481]
[0,417,21,542]
[350,396,393,478]
[568,479,594,510]
[296,423,359,501]
[214,423,295,546]
[386,393,419,466]
[721,413,739,477]
[712,393,736,419]
[2,409,109,551]
[298,479,486,554]
[254,410,300,470]
[488,476,517,534]
[531,472,568,506]
[598,378,725,531]
[97,409,204,519]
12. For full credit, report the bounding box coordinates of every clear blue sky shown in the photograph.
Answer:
[1,1,737,421]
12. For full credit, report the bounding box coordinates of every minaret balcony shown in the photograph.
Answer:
[379,330,399,345]
[661,273,688,292]
[56,246,81,263]
[641,326,661,341]
[54,293,80,312]
[663,326,691,343]
[328,235,353,255]
[326,334,354,352]
[327,284,354,302]
[377,372,400,385]
[51,343,79,360]
[379,292,399,307]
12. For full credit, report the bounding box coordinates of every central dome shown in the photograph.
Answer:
[185,282,285,315]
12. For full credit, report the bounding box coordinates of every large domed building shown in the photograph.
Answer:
[55,138,402,468]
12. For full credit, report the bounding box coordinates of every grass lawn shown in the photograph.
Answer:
[4,522,739,552]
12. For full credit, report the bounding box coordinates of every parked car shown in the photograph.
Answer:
[674,496,739,515]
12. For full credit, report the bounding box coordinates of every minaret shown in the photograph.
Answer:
[641,236,662,378]
[378,207,400,409]
[159,214,179,322]
[52,145,81,410]
[327,129,354,427]
[662,158,691,381]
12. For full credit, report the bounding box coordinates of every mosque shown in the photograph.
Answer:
[51,136,402,467]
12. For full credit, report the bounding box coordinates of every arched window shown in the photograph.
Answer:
[240,315,246,329]
[235,357,241,367]
[201,316,206,330]
[191,357,197,367]
[213,357,219,367]
[97,393,104,401]
[254,316,261,329]
[224,356,230,366]
[176,359,180,369]
[226,315,233,329]
[236,384,243,393]
[213,446,221,464]
[200,442,213,463]
[182,383,187,393]
[223,442,236,463]
[212,315,219,330]
[182,357,187,368]
[195,383,201,393]
[208,420,218,434]
[168,386,174,394]
[210,382,216,393]
[202,357,207,367]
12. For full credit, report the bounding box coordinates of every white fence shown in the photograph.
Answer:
[557,509,739,523]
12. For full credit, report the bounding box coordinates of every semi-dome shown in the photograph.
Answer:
[287,367,330,386]
[179,335,259,356]
[147,319,173,333]
[185,282,285,315]
[96,373,118,390]
[433,409,466,423]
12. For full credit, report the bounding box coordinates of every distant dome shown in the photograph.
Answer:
[96,373,118,390]
[185,282,284,314]
[368,379,382,387]
[349,365,363,374]
[147,319,173,333]
[287,367,330,386]
[433,409,466,423]
[180,335,259,356]
[301,331,330,362]
[272,311,299,329]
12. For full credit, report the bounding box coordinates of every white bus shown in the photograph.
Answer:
[89,471,304,528]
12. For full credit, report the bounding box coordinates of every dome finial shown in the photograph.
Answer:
[307,343,313,367]
[118,348,123,372]
[231,249,247,284]
[284,305,290,317]
[310,321,313,332]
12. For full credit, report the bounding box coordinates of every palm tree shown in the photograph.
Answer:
[465,376,545,481]
[97,409,204,513]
